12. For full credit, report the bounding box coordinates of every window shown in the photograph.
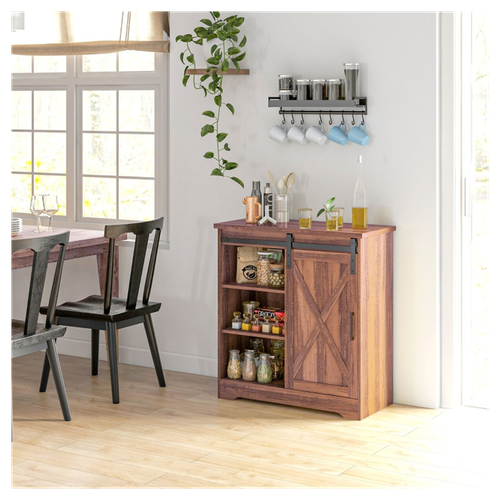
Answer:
[11,51,167,226]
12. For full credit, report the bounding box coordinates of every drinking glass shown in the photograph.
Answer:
[325,209,340,231]
[30,195,45,232]
[43,194,59,232]
[298,208,312,229]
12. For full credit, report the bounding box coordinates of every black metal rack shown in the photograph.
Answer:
[268,96,368,118]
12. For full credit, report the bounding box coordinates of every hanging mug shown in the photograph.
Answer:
[269,122,289,144]
[348,122,370,146]
[288,122,307,144]
[305,122,327,145]
[327,121,348,146]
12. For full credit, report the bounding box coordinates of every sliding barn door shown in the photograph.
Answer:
[288,249,358,399]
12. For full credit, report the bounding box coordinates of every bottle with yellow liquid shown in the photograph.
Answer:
[352,155,367,229]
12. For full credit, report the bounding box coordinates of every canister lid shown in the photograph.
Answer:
[278,74,293,78]
[327,78,342,83]
[312,79,326,83]
[296,79,311,84]
[343,62,360,67]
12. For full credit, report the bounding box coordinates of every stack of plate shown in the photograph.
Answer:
[11,217,22,236]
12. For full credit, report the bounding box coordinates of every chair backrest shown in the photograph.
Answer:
[12,231,70,335]
[103,217,163,313]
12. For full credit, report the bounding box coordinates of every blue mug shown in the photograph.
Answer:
[327,122,348,146]
[348,123,370,146]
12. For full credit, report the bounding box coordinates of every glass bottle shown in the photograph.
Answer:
[227,350,241,379]
[257,353,273,384]
[252,314,262,332]
[232,312,242,330]
[270,340,284,359]
[269,355,284,380]
[242,350,257,382]
[251,180,262,207]
[352,154,368,229]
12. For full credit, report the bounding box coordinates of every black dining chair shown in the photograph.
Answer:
[12,231,71,421]
[39,218,166,404]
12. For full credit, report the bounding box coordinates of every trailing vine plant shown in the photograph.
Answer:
[176,11,247,188]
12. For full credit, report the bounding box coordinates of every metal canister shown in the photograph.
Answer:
[312,79,325,100]
[279,89,297,100]
[296,79,312,100]
[278,74,294,91]
[343,62,360,100]
[326,78,343,100]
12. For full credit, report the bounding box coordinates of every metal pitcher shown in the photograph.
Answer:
[242,196,262,224]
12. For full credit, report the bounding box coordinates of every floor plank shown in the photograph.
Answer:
[11,352,490,489]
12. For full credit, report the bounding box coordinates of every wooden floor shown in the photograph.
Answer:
[11,352,490,489]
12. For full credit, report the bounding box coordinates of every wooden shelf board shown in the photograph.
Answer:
[222,282,285,294]
[222,328,285,341]
[186,68,249,75]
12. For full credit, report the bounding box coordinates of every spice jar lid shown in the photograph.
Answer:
[343,62,360,68]
[278,74,293,78]
[327,78,342,83]
[296,79,311,84]
[312,79,326,83]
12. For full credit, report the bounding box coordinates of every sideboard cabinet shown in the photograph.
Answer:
[214,219,395,420]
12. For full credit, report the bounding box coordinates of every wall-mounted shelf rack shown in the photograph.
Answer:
[268,96,368,116]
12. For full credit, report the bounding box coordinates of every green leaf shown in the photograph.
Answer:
[234,17,245,27]
[180,52,185,64]
[228,47,241,55]
[223,143,231,151]
[180,34,193,43]
[217,30,228,41]
[175,35,183,42]
[211,11,220,20]
[206,57,220,66]
[225,162,238,170]
[239,35,247,48]
[186,54,195,64]
[317,208,325,217]
[231,176,245,188]
[325,197,336,209]
[200,73,210,82]
[211,168,223,176]
[231,59,240,72]
[233,52,246,62]
[201,124,215,136]
[182,75,190,87]
[200,18,212,26]
[226,103,235,115]
[193,38,203,46]
[220,59,229,73]
[203,152,215,159]
[217,132,228,142]
[202,110,215,118]
[206,33,217,42]
[214,94,222,107]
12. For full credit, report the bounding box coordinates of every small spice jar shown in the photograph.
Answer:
[227,350,241,379]
[272,318,282,335]
[257,353,273,384]
[262,317,273,334]
[242,313,252,331]
[312,79,326,100]
[232,312,242,330]
[269,355,284,380]
[252,314,262,332]
[269,263,285,289]
[242,350,257,382]
[326,78,344,100]
[278,74,294,91]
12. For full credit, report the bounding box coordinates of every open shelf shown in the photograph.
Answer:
[222,282,285,294]
[221,376,285,390]
[186,68,249,75]
[222,328,285,341]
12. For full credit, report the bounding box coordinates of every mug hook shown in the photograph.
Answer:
[361,114,365,126]
[328,112,333,126]
[300,112,305,125]
[340,112,345,126]
[291,113,295,125]
[318,113,323,126]
[351,112,356,126]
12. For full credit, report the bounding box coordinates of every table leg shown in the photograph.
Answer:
[97,245,120,362]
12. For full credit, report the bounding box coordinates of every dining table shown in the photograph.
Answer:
[12,225,126,296]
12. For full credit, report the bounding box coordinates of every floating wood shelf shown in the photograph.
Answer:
[186,68,249,75]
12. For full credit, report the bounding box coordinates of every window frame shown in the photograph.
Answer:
[11,51,168,240]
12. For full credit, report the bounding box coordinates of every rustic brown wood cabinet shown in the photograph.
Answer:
[214,219,395,420]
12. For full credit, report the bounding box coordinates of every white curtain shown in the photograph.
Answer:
[11,12,169,55]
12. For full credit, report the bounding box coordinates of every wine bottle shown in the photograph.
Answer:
[352,155,367,229]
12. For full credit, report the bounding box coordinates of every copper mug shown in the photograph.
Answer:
[242,196,262,223]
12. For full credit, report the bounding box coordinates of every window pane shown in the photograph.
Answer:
[34,55,66,73]
[11,55,31,73]
[119,90,154,132]
[34,132,66,173]
[83,177,116,218]
[11,174,32,213]
[119,134,154,177]
[119,51,155,72]
[12,91,31,129]
[34,175,67,216]
[119,178,154,221]
[34,91,66,130]
[82,53,117,72]
[83,90,116,131]
[12,132,32,172]
[83,133,116,175]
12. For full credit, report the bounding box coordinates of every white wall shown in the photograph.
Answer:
[11,12,444,409]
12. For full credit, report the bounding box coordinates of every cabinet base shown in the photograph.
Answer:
[219,378,361,420]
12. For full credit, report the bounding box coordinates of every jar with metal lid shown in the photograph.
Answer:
[326,78,344,100]
[249,337,265,357]
[278,74,294,91]
[252,314,262,332]
[312,79,326,100]
[262,317,273,333]
[257,251,273,286]
[272,317,282,335]
[242,313,252,331]
[270,339,284,359]
[296,79,312,100]
[242,301,259,317]
[269,263,285,289]
[279,89,297,101]
[269,355,284,380]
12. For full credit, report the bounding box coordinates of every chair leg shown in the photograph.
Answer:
[45,339,71,421]
[144,314,166,387]
[105,323,120,404]
[39,351,51,393]
[91,329,100,375]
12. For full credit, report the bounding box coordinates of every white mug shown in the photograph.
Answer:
[305,123,327,145]
[288,124,307,144]
[269,123,289,144]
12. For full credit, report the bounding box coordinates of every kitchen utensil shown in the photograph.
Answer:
[285,172,295,194]
[267,170,278,194]
[277,178,285,193]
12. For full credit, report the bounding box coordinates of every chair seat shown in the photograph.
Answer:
[41,295,161,324]
[12,319,67,350]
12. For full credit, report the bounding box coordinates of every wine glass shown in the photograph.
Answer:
[30,195,45,232]
[43,194,59,232]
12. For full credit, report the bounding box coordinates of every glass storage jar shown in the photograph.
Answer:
[242,313,252,331]
[296,79,312,100]
[270,339,284,359]
[227,350,241,379]
[269,355,284,380]
[242,350,257,382]
[257,353,273,384]
[232,312,242,330]
[252,314,262,332]
[272,318,282,335]
[257,251,273,286]
[262,317,273,333]
[269,264,285,289]
[249,338,265,357]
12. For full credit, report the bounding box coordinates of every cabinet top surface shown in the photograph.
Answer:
[214,219,395,238]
